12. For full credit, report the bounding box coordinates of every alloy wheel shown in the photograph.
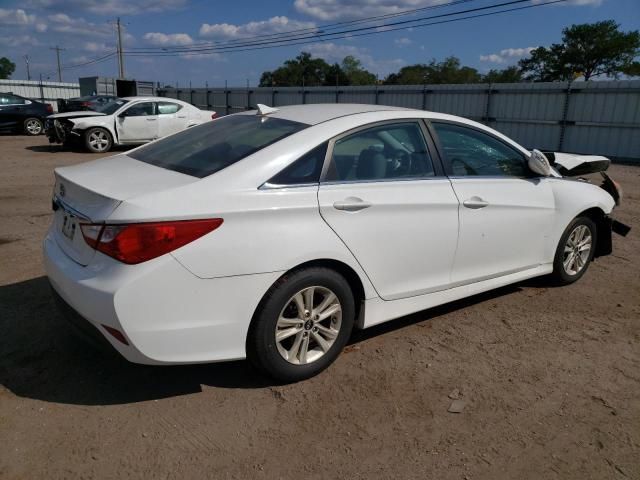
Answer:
[562,224,592,276]
[275,286,342,365]
[26,119,42,135]
[88,131,109,152]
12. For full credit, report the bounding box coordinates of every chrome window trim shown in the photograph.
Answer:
[260,182,319,190]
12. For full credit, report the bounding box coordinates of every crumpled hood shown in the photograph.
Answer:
[48,111,106,120]
[544,152,610,176]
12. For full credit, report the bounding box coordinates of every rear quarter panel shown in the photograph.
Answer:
[167,185,378,299]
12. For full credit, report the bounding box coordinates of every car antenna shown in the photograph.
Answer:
[256,104,278,116]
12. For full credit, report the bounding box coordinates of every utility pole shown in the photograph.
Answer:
[24,55,31,81]
[50,46,65,82]
[116,17,125,79]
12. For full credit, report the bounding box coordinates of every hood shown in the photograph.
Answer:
[48,111,107,120]
[543,152,610,177]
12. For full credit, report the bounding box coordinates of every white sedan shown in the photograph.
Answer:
[44,104,628,381]
[45,96,215,153]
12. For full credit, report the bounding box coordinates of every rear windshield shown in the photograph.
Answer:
[129,115,308,178]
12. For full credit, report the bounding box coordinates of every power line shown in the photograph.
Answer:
[40,51,117,78]
[125,0,479,51]
[124,0,567,57]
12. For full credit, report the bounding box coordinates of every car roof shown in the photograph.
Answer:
[121,96,188,103]
[238,103,411,125]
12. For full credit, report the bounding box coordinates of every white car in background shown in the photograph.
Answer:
[45,96,215,153]
[44,104,629,382]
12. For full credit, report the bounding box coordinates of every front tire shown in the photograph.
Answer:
[247,267,355,382]
[551,216,597,285]
[23,117,43,136]
[84,127,112,153]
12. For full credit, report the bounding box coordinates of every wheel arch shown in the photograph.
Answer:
[576,206,612,258]
[248,258,367,343]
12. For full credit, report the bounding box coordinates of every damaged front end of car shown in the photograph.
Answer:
[542,151,631,252]
[45,118,79,144]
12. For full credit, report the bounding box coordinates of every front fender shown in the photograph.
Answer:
[545,178,616,261]
[71,117,117,141]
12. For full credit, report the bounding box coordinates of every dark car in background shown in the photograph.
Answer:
[0,92,53,135]
[59,95,120,113]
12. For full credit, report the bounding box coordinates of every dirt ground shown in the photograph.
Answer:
[0,133,638,480]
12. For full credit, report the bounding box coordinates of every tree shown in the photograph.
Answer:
[341,55,377,85]
[622,61,640,77]
[260,52,378,87]
[259,52,345,87]
[482,66,523,83]
[519,20,640,81]
[0,57,16,79]
[384,56,481,84]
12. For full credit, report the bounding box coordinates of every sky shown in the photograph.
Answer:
[1,0,639,86]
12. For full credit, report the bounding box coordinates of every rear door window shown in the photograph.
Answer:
[129,114,308,178]
[266,143,328,187]
[0,94,25,105]
[158,102,182,114]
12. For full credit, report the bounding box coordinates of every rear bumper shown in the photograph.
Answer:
[44,227,283,364]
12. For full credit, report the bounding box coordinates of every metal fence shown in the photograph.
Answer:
[158,80,640,161]
[0,79,80,112]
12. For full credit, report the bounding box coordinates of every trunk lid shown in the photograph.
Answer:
[52,154,199,265]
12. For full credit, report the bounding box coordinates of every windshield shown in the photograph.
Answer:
[96,99,128,115]
[129,114,308,178]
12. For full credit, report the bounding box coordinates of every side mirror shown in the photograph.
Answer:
[528,149,552,177]
[118,110,129,118]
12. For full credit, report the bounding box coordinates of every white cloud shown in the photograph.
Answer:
[394,37,412,47]
[200,16,316,39]
[84,41,113,52]
[26,0,188,15]
[296,0,603,20]
[144,32,194,46]
[0,34,40,47]
[48,13,112,37]
[47,12,134,41]
[480,46,536,64]
[294,0,454,21]
[0,8,37,25]
[304,42,404,76]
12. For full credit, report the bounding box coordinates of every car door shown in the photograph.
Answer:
[0,93,26,129]
[429,121,555,285]
[318,120,459,301]
[116,101,158,143]
[157,101,188,138]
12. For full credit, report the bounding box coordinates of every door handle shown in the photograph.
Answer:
[146,118,157,121]
[333,197,372,212]
[463,196,489,209]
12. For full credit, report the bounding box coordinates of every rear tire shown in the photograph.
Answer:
[247,267,355,382]
[551,216,597,285]
[23,117,43,136]
[84,127,112,153]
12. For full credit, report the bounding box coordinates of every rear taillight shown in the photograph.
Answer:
[211,112,218,119]
[82,102,91,107]
[46,104,53,113]
[80,219,223,264]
